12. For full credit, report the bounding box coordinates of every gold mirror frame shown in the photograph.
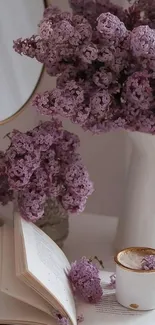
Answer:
[0,0,47,126]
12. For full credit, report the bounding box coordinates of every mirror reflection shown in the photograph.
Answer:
[0,0,45,123]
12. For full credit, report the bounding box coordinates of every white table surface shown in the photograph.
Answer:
[64,213,118,272]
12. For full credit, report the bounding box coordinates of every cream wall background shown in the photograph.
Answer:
[0,0,131,218]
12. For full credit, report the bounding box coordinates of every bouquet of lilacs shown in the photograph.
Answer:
[0,119,93,221]
[13,0,155,134]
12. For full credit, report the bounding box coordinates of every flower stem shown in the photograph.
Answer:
[89,256,104,269]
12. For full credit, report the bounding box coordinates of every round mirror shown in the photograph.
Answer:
[0,0,45,124]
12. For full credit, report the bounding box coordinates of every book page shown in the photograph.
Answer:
[1,223,53,316]
[0,291,55,325]
[15,213,77,325]
[0,222,55,325]
[78,271,155,325]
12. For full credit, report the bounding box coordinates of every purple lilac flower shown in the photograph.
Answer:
[56,65,77,88]
[126,111,155,134]
[13,2,155,135]
[77,315,84,323]
[3,119,93,221]
[73,19,92,44]
[18,187,47,222]
[0,152,13,205]
[61,192,87,213]
[39,19,53,40]
[6,149,41,189]
[109,273,116,289]
[97,46,114,64]
[51,21,75,45]
[79,44,98,64]
[121,71,153,113]
[141,255,155,270]
[63,161,93,197]
[90,91,111,117]
[130,25,155,59]
[13,36,49,63]
[32,91,56,116]
[33,82,85,119]
[71,105,91,125]
[97,12,127,44]
[93,68,113,89]
[68,257,103,303]
[13,37,36,58]
[56,315,69,325]
[57,81,84,109]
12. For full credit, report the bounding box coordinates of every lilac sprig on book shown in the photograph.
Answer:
[68,257,103,303]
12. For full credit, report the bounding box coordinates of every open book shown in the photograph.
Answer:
[0,212,155,325]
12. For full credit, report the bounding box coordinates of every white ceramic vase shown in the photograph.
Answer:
[115,132,155,251]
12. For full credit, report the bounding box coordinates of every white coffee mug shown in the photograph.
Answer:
[114,247,155,311]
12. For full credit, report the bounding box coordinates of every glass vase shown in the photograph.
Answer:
[36,199,69,248]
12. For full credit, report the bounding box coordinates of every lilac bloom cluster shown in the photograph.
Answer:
[68,257,103,303]
[141,255,155,270]
[0,152,13,205]
[13,1,155,134]
[3,119,93,222]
